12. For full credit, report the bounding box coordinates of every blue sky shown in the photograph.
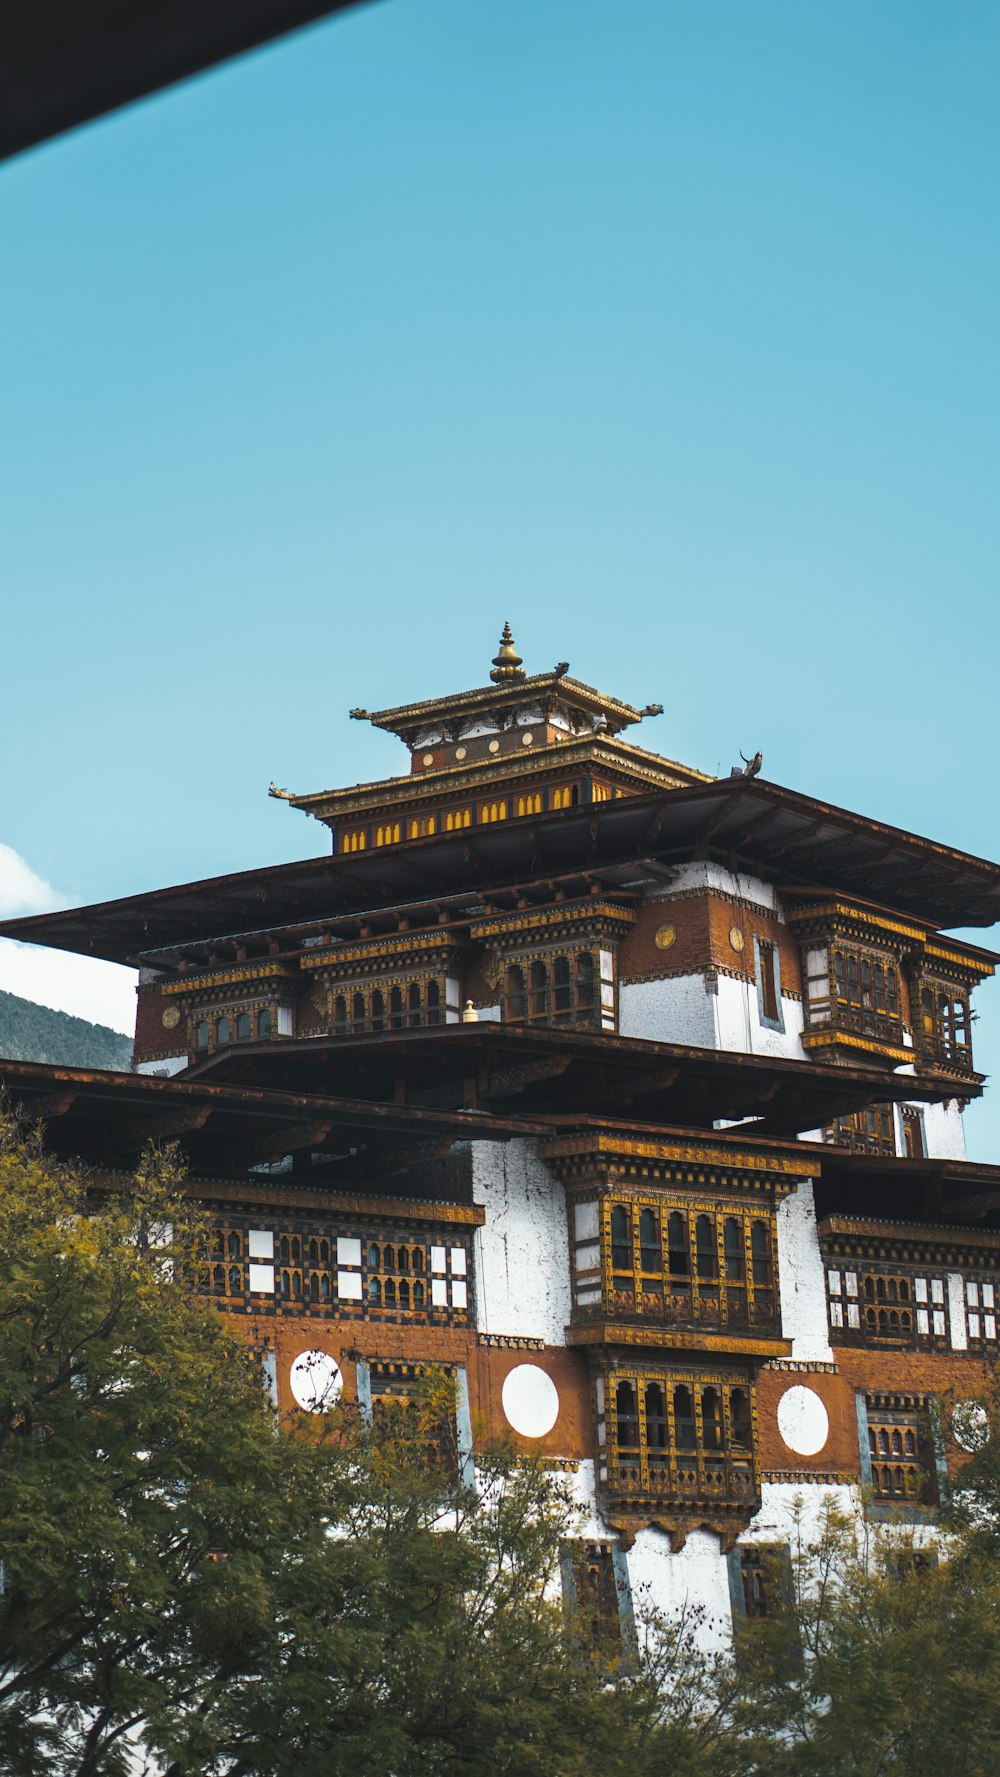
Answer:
[0,0,997,1150]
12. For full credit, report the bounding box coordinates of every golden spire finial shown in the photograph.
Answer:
[489,621,526,684]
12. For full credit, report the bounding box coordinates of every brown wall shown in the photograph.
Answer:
[620,891,802,995]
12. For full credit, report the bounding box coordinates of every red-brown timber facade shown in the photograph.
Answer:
[5,625,1000,1642]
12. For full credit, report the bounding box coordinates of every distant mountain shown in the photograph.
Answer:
[0,990,132,1071]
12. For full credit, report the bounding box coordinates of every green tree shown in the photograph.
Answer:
[0,1110,729,1777]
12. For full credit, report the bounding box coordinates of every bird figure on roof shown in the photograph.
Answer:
[740,750,763,778]
[554,661,570,677]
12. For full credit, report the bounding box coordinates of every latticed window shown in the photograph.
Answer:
[963,1277,998,1345]
[596,1198,778,1331]
[900,1107,926,1158]
[503,948,608,1031]
[918,984,973,1072]
[866,1397,936,1505]
[562,1542,625,1656]
[803,941,902,1043]
[601,1369,757,1506]
[331,979,449,1035]
[826,1265,948,1344]
[823,1104,896,1156]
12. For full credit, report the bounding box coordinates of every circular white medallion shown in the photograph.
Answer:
[455,746,467,761]
[952,1399,989,1453]
[488,739,501,753]
[421,752,434,767]
[521,731,534,746]
[777,1385,829,1457]
[289,1350,343,1413]
[501,1364,559,1438]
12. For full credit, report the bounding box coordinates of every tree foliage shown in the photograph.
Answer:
[6,1105,1000,1777]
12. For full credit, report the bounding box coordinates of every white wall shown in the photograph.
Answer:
[471,1139,571,1344]
[626,1528,733,1654]
[618,974,716,1047]
[776,1179,833,1363]
[134,1054,187,1077]
[918,1099,968,1160]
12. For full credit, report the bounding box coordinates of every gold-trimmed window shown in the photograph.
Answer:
[480,800,508,823]
[591,783,613,803]
[802,942,902,1043]
[375,822,401,846]
[341,828,367,854]
[963,1277,998,1346]
[550,785,579,810]
[917,982,973,1073]
[598,1367,757,1508]
[408,814,437,839]
[444,808,471,831]
[866,1396,937,1505]
[823,1105,896,1156]
[504,946,614,1032]
[594,1198,777,1332]
[825,1264,948,1346]
[332,978,449,1035]
[515,792,542,817]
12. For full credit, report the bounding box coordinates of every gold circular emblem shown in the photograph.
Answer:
[521,731,534,746]
[654,924,676,950]
[488,739,501,753]
[729,927,746,952]
[421,751,434,767]
[455,746,467,761]
[161,1005,181,1030]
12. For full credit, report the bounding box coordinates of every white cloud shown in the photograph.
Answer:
[0,844,137,1036]
[0,843,59,917]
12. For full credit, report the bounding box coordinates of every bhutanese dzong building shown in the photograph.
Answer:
[5,624,1000,1639]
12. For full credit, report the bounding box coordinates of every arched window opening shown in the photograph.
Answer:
[212,1264,225,1292]
[639,1209,659,1273]
[228,1266,242,1294]
[695,1216,716,1280]
[228,1232,241,1259]
[529,959,548,1021]
[389,986,405,1029]
[553,954,572,1019]
[352,992,367,1034]
[723,1219,744,1282]
[730,1388,753,1449]
[413,1281,425,1308]
[645,1383,668,1457]
[194,1019,210,1050]
[217,1017,231,1047]
[407,982,422,1027]
[505,964,528,1022]
[399,1279,410,1309]
[610,1206,631,1272]
[751,1221,772,1287]
[701,1387,724,1452]
[668,1212,690,1278]
[615,1382,639,1451]
[236,1011,252,1041]
[368,1277,380,1303]
[384,1279,396,1307]
[426,979,442,1025]
[576,950,596,1013]
[673,1384,696,1451]
[371,988,386,1031]
[333,996,348,1035]
[258,1008,273,1039]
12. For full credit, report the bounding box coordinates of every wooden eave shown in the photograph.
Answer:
[282,732,706,820]
[360,672,650,742]
[5,775,1000,968]
[180,1023,968,1139]
[813,1150,1000,1232]
[0,1057,546,1180]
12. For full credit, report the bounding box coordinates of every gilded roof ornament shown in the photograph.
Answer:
[489,622,526,685]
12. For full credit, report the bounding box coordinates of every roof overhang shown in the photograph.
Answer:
[3,776,999,966]
[0,0,371,162]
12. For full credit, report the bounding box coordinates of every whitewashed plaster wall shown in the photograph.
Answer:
[916,1099,967,1161]
[626,1529,733,1655]
[714,972,805,1060]
[471,1139,571,1344]
[650,862,778,909]
[134,1054,187,1077]
[619,975,717,1047]
[776,1179,833,1363]
[748,1480,860,1551]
